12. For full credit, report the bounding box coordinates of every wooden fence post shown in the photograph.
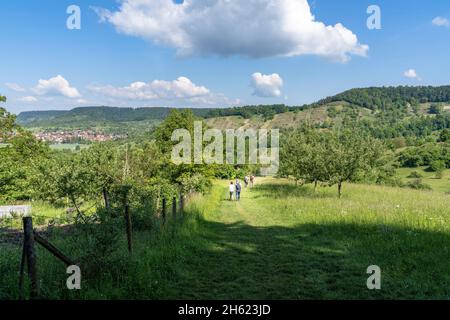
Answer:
[22,217,39,299]
[162,198,167,225]
[172,197,177,221]
[103,187,110,212]
[180,193,184,214]
[124,204,133,254]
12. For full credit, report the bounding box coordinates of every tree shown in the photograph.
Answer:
[279,126,327,190]
[429,160,446,173]
[154,109,196,155]
[0,96,51,202]
[1,96,18,141]
[280,126,388,197]
[429,104,443,115]
[322,129,386,198]
[439,129,450,142]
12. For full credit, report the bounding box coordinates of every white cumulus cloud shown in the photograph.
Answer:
[251,73,284,97]
[18,96,38,103]
[94,0,368,62]
[432,16,450,27]
[5,83,26,92]
[33,75,81,98]
[404,69,420,79]
[88,76,237,106]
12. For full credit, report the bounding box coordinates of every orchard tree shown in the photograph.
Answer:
[279,126,327,190]
[322,129,386,198]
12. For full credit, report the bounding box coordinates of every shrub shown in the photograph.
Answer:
[406,179,432,190]
[63,213,123,279]
[407,171,423,179]
[435,171,444,179]
[429,160,446,173]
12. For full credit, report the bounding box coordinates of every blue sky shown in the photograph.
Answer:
[1,0,450,114]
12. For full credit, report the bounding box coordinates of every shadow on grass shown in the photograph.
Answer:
[251,183,336,200]
[2,206,449,300]
[162,217,450,300]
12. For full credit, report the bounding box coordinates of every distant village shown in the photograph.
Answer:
[34,130,127,144]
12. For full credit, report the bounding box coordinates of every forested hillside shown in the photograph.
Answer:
[315,85,450,110]
[17,106,214,130]
[17,86,450,132]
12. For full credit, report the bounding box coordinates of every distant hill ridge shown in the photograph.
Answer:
[17,85,450,128]
[18,106,212,125]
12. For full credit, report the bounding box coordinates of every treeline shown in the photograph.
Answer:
[398,142,450,170]
[205,104,293,120]
[356,114,450,140]
[18,104,298,129]
[17,106,214,128]
[317,86,450,111]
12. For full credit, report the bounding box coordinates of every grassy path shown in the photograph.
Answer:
[164,178,450,300]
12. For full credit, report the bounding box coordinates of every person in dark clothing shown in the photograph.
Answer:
[235,181,242,201]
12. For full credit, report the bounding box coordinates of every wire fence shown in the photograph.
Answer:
[4,193,187,299]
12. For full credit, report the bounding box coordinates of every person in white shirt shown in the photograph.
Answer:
[229,182,235,201]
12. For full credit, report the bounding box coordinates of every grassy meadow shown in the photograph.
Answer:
[49,144,90,151]
[1,178,449,299]
[397,167,450,193]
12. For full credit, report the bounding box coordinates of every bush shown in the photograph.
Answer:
[429,104,443,115]
[69,212,123,279]
[435,171,444,179]
[407,171,423,179]
[429,160,446,173]
[406,179,432,190]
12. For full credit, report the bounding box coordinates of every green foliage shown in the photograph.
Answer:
[206,104,290,119]
[154,109,196,154]
[327,105,339,118]
[407,171,423,179]
[406,179,432,190]
[398,143,450,168]
[429,160,446,173]
[0,101,50,202]
[0,106,17,141]
[318,86,450,111]
[429,104,444,115]
[280,126,389,197]
[439,129,450,142]
[279,125,327,187]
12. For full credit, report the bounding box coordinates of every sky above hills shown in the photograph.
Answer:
[1,0,450,114]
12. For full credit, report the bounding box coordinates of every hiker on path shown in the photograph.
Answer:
[229,182,235,201]
[236,181,242,201]
[244,176,249,188]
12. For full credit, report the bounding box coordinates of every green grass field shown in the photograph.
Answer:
[1,179,449,299]
[49,144,90,151]
[397,167,450,193]
[0,201,96,230]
